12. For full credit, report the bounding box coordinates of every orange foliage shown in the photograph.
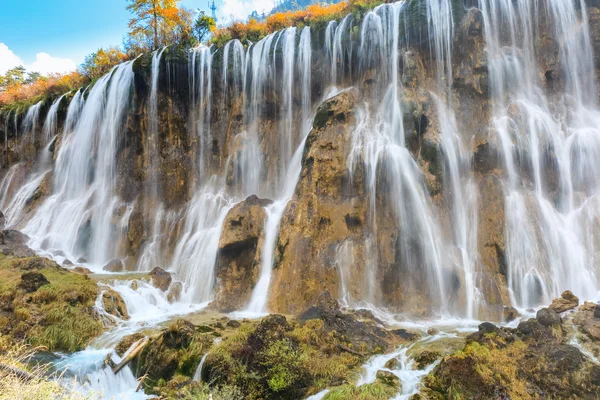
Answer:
[0,72,88,108]
[212,1,350,45]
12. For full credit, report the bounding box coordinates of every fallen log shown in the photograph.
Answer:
[0,362,36,381]
[335,343,365,357]
[112,337,148,375]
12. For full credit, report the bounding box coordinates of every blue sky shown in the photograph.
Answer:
[0,0,276,75]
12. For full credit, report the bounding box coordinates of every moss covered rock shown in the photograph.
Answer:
[0,253,103,352]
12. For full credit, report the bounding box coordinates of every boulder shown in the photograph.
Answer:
[103,259,124,272]
[167,281,183,302]
[549,290,579,313]
[0,229,35,257]
[212,195,270,311]
[376,370,400,389]
[102,289,129,320]
[149,267,172,291]
[536,308,561,327]
[73,266,92,275]
[503,306,519,322]
[18,272,49,293]
[0,211,5,229]
[63,259,74,267]
[77,257,88,264]
[298,291,393,354]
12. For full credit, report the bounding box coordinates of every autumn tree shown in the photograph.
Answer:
[194,11,216,43]
[80,47,129,80]
[126,0,181,51]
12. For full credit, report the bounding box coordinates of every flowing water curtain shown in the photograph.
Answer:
[344,2,449,313]
[21,101,42,148]
[23,62,135,268]
[479,0,600,308]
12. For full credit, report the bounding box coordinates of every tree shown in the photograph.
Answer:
[3,66,27,86]
[25,71,41,84]
[193,11,216,43]
[80,47,128,80]
[126,0,181,51]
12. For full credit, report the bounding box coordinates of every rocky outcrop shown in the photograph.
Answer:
[422,314,600,399]
[549,290,580,313]
[213,195,271,312]
[268,90,363,314]
[149,267,172,291]
[103,259,124,272]
[102,289,129,320]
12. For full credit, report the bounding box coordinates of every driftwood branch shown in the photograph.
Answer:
[112,337,149,375]
[0,362,36,381]
[335,343,365,357]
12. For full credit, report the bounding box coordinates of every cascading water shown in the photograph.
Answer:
[21,101,42,146]
[479,0,600,308]
[41,94,66,145]
[24,62,135,267]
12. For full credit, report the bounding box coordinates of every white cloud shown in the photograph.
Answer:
[29,52,76,76]
[0,42,76,77]
[219,0,276,23]
[0,43,23,75]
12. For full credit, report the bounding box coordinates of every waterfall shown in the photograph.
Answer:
[21,101,42,146]
[24,62,135,267]
[189,46,213,182]
[347,2,447,311]
[41,94,66,145]
[278,27,297,191]
[193,353,208,381]
[244,28,314,314]
[479,0,600,308]
[146,47,167,202]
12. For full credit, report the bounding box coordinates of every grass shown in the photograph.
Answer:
[323,382,397,400]
[0,255,103,352]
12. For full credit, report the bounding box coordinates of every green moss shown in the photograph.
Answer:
[0,254,103,352]
[323,382,397,400]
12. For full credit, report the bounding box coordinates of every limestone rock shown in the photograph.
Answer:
[536,308,561,327]
[149,267,172,291]
[212,195,271,312]
[103,259,124,272]
[102,289,129,320]
[0,229,35,257]
[503,306,519,322]
[73,266,92,275]
[297,291,392,354]
[376,370,400,389]
[268,90,363,314]
[167,281,183,303]
[549,290,579,313]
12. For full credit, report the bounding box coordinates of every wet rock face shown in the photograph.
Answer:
[212,195,271,312]
[103,259,124,272]
[0,229,35,257]
[149,267,172,291]
[549,290,579,313]
[102,289,129,320]
[268,90,363,315]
